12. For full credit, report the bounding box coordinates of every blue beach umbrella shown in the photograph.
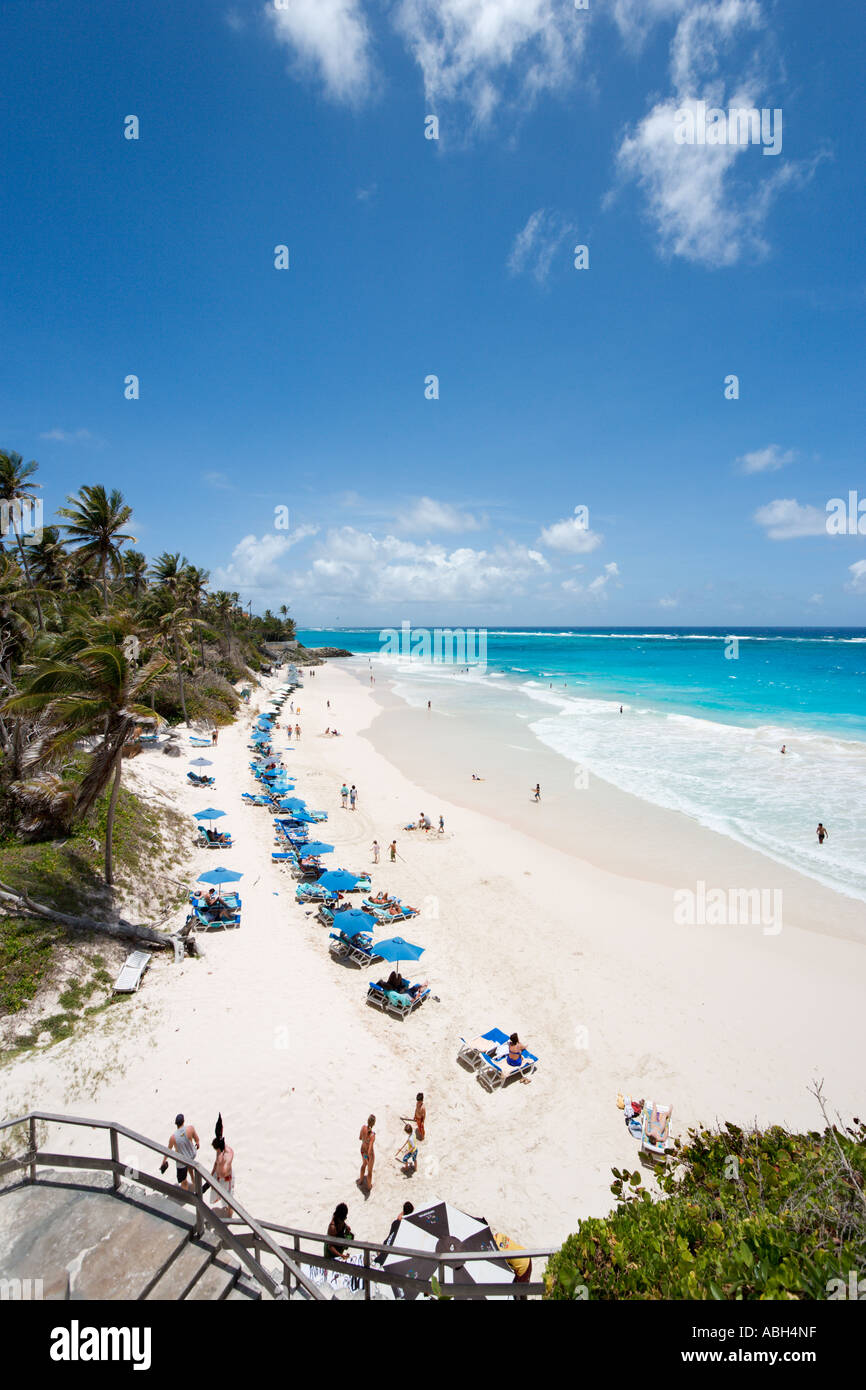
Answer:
[278,797,307,811]
[189,757,213,768]
[335,908,378,932]
[299,841,335,857]
[372,936,424,964]
[317,869,361,892]
[193,808,226,822]
[196,865,244,899]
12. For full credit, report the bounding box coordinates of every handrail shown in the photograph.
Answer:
[0,1111,325,1301]
[0,1112,554,1299]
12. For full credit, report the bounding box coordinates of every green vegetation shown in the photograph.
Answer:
[544,1109,866,1300]
[0,777,190,1054]
[0,449,295,888]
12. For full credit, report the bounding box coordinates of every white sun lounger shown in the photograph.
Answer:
[113,949,152,994]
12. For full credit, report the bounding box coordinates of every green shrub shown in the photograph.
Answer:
[544,1115,866,1300]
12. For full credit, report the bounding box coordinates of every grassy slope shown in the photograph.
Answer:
[0,778,189,1051]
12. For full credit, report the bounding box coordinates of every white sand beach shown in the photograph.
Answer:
[1,660,864,1253]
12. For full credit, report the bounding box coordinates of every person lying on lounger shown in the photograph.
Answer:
[203,889,235,920]
[205,828,230,844]
[379,971,409,993]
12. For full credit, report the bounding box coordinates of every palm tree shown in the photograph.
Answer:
[25,526,69,594]
[0,450,44,629]
[143,594,209,727]
[4,616,169,883]
[209,590,236,660]
[58,485,135,612]
[181,564,210,667]
[150,551,188,596]
[123,549,149,600]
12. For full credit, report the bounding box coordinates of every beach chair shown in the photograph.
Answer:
[189,735,213,747]
[113,949,152,994]
[196,826,232,850]
[329,932,381,968]
[458,1028,538,1090]
[640,1102,672,1160]
[366,982,430,1021]
[187,771,215,788]
[190,906,240,931]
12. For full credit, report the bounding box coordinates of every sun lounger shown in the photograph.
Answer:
[189,735,213,746]
[189,906,240,931]
[640,1102,672,1159]
[113,949,152,994]
[457,1028,538,1090]
[329,932,381,968]
[366,982,430,1020]
[187,772,215,787]
[196,826,232,850]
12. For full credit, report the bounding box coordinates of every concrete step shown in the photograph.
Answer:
[184,1254,240,1300]
[145,1237,215,1301]
[226,1278,264,1301]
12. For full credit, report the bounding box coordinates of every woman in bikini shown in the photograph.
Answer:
[359,1114,376,1192]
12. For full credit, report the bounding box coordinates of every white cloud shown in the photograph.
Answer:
[737,444,795,474]
[753,499,828,540]
[539,513,603,554]
[266,0,374,104]
[393,0,589,125]
[39,428,93,444]
[611,1,820,267]
[659,595,679,607]
[213,527,319,592]
[846,560,866,593]
[588,560,620,594]
[202,470,234,491]
[396,496,482,533]
[508,209,576,285]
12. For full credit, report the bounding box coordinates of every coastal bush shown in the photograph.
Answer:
[153,672,239,727]
[544,1113,866,1300]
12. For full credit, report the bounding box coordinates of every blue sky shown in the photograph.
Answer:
[2,0,864,625]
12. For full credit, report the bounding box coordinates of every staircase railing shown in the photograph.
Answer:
[0,1111,554,1300]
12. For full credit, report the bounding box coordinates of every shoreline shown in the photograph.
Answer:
[357,661,866,945]
[0,661,863,1254]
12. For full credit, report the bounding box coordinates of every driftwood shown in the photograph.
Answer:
[0,879,187,954]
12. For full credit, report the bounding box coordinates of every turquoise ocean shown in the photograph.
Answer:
[297,627,866,903]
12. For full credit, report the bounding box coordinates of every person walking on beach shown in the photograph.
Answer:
[371,840,380,864]
[532,784,541,802]
[286,724,292,740]
[212,727,219,746]
[350,784,357,810]
[359,1115,376,1192]
[389,840,397,862]
[294,723,301,739]
[414,1092,426,1141]
[164,1113,200,1191]
[210,1116,234,1215]
[341,783,349,808]
[816,822,829,844]
[438,815,444,834]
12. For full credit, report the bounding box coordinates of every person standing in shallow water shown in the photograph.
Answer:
[817,822,829,844]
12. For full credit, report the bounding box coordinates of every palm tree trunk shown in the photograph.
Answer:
[101,554,109,614]
[104,755,123,886]
[174,633,189,725]
[14,535,44,631]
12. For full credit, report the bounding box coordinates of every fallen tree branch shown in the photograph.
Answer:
[0,879,180,952]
